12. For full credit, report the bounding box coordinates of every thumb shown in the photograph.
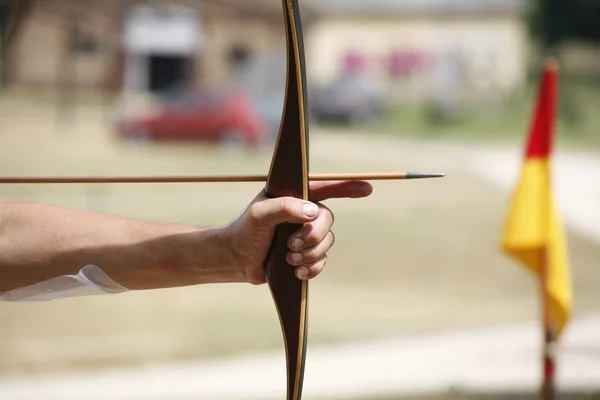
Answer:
[248,197,319,229]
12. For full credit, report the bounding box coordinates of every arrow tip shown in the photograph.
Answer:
[404,172,446,179]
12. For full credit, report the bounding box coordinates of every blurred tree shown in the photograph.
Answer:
[530,0,600,47]
[0,1,10,86]
[528,0,600,128]
[0,0,33,87]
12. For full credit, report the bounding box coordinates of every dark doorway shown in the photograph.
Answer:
[228,44,252,70]
[0,4,10,86]
[148,54,193,92]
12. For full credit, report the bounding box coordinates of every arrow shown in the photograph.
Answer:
[0,172,445,184]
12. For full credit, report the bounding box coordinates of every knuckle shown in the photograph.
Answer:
[314,256,327,268]
[281,197,297,216]
[302,247,321,263]
[302,225,318,244]
[320,203,334,224]
[308,258,327,276]
[247,203,263,223]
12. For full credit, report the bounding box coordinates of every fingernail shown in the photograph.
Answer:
[291,252,303,264]
[297,267,309,280]
[303,203,319,217]
[293,238,304,250]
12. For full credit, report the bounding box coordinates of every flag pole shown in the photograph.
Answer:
[541,247,556,400]
[540,57,558,400]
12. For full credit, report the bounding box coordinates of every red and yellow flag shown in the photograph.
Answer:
[500,59,572,337]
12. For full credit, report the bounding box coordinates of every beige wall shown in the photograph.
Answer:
[305,13,528,100]
[9,4,284,92]
[9,11,65,87]
[198,14,284,86]
[9,5,120,90]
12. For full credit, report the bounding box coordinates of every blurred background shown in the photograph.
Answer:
[0,0,599,399]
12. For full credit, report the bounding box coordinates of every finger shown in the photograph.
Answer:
[295,256,327,280]
[309,180,373,202]
[287,204,334,251]
[248,196,320,229]
[287,231,335,266]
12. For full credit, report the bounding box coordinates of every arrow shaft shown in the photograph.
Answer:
[0,172,444,184]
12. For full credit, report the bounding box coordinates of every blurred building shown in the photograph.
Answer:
[304,0,529,103]
[4,0,530,106]
[4,0,315,94]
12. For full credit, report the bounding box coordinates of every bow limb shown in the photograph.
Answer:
[264,1,310,399]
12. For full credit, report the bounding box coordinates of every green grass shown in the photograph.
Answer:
[368,76,600,149]
[0,92,599,380]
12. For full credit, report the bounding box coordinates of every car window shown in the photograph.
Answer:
[160,93,192,107]
[190,94,223,109]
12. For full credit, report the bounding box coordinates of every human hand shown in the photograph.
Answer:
[226,181,373,285]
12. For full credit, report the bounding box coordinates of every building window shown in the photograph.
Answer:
[228,44,251,69]
[71,33,101,55]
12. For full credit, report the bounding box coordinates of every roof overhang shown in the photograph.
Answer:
[305,0,528,17]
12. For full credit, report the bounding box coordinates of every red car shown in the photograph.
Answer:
[116,88,268,147]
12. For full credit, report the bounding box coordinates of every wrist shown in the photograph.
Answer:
[163,226,246,286]
[196,226,246,284]
[125,225,246,290]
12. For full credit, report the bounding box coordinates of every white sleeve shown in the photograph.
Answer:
[0,265,129,302]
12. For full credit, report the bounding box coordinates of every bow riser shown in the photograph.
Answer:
[264,1,310,399]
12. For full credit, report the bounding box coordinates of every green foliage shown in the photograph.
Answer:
[0,4,8,86]
[527,0,546,43]
[530,0,600,45]
[373,75,600,147]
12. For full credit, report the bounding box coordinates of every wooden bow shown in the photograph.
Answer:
[262,1,310,399]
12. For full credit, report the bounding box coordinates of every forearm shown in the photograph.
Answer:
[0,202,243,292]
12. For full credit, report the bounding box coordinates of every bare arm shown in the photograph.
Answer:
[0,181,373,294]
[0,202,240,292]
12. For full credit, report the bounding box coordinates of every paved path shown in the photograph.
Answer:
[0,315,599,400]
